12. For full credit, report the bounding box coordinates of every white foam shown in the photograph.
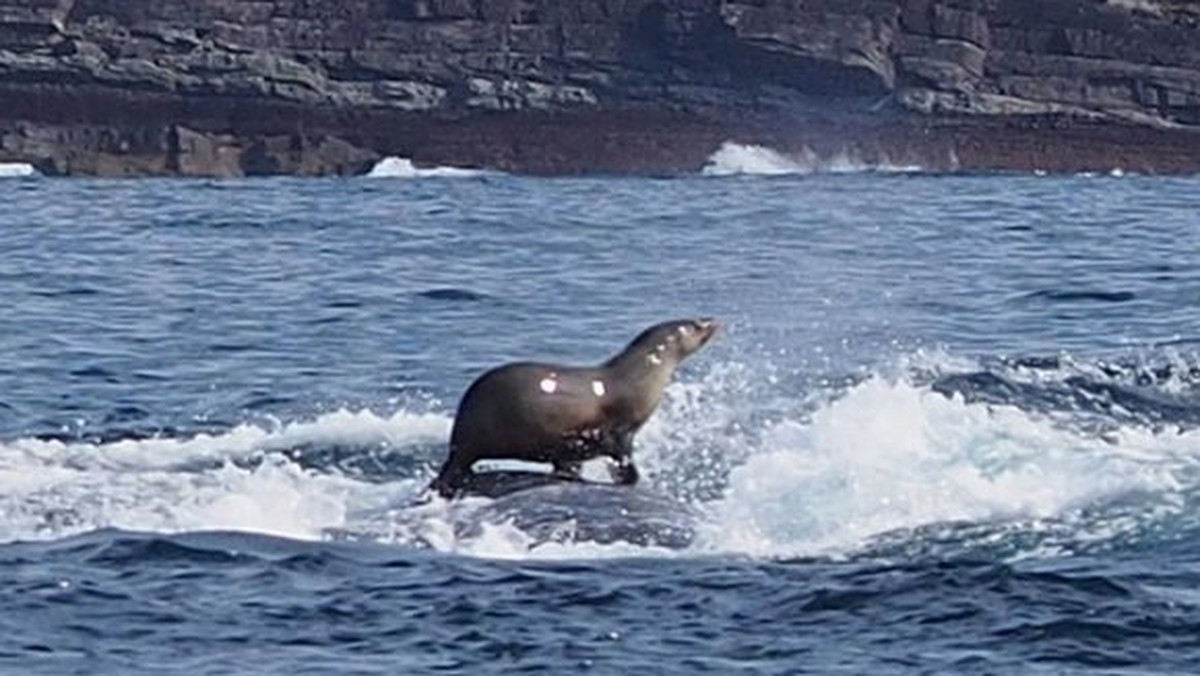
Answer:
[1107,0,1164,16]
[0,408,450,542]
[0,162,38,178]
[2,407,449,472]
[431,516,679,561]
[700,377,1193,558]
[702,143,808,176]
[387,358,1200,560]
[365,157,484,178]
[701,142,924,177]
[4,360,1199,561]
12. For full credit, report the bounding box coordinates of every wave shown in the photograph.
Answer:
[365,156,485,178]
[0,409,450,542]
[702,376,1189,558]
[1073,168,1134,178]
[0,162,38,178]
[3,353,1199,561]
[702,142,925,177]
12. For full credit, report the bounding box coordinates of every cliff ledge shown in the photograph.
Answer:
[2,0,1199,175]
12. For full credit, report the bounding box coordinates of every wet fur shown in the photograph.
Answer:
[430,319,716,498]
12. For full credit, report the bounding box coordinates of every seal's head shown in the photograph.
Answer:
[611,317,720,370]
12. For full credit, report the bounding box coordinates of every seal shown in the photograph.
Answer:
[429,318,719,498]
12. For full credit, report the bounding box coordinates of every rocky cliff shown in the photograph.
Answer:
[1,0,1198,176]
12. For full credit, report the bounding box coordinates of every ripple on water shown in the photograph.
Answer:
[2,175,1200,673]
[1021,289,1138,304]
[416,288,493,303]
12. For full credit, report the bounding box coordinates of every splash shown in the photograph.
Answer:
[0,408,450,542]
[0,163,38,178]
[365,157,485,178]
[701,377,1191,558]
[381,500,683,561]
[4,355,1199,561]
[334,355,1200,561]
[701,142,924,176]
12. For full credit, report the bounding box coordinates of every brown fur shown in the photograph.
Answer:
[429,318,718,498]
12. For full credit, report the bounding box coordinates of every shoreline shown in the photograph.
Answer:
[2,0,1199,177]
[5,107,1199,178]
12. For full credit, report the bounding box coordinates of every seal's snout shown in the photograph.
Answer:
[695,317,719,344]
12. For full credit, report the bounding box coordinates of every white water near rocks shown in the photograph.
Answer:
[365,156,485,178]
[0,162,37,177]
[702,141,926,176]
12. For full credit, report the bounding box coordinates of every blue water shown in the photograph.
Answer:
[3,171,1200,674]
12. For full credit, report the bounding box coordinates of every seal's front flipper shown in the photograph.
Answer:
[605,432,639,485]
[607,457,639,486]
[428,457,472,499]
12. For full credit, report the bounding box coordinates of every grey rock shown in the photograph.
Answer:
[0,0,1198,175]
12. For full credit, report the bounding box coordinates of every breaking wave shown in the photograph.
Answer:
[365,157,486,178]
[702,142,926,176]
[3,352,1199,562]
[0,162,38,178]
[0,409,449,542]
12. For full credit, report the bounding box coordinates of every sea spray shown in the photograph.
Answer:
[3,355,1198,561]
[366,157,485,178]
[701,376,1188,557]
[0,408,449,542]
[0,163,38,178]
[702,142,924,176]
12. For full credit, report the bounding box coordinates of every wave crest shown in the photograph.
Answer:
[365,157,485,178]
[4,353,1200,561]
[0,162,38,178]
[0,408,450,542]
[702,142,926,176]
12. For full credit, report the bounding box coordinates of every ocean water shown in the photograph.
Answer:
[3,155,1200,674]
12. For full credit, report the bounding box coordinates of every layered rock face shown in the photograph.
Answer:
[0,0,1198,175]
